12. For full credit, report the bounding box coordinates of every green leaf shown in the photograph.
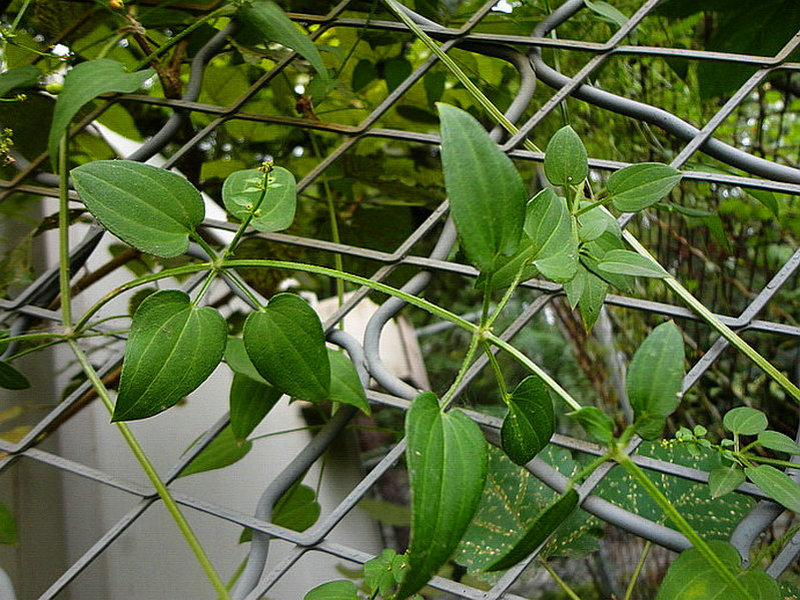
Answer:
[244,293,330,402]
[303,580,359,600]
[524,189,573,260]
[584,0,629,30]
[384,57,412,93]
[744,188,780,218]
[179,426,252,477]
[577,202,619,242]
[577,270,608,331]
[484,489,579,571]
[114,290,227,421]
[328,349,370,415]
[239,0,328,78]
[745,465,800,513]
[606,163,682,212]
[48,59,153,169]
[534,251,578,283]
[724,407,768,436]
[226,339,282,440]
[424,71,445,107]
[229,373,282,442]
[437,103,526,273]
[365,549,407,597]
[543,126,588,187]
[628,321,685,439]
[568,406,615,444]
[352,59,378,92]
[708,465,746,498]
[395,392,487,599]
[0,65,39,98]
[596,249,668,279]
[273,483,321,532]
[0,501,17,545]
[358,498,411,527]
[222,167,296,233]
[72,160,204,258]
[655,541,779,600]
[563,267,586,309]
[0,361,30,390]
[757,431,800,455]
[501,376,555,465]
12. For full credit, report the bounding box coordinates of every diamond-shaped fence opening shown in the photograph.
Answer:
[1,1,800,598]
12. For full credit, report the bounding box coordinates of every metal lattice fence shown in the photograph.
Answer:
[2,0,800,598]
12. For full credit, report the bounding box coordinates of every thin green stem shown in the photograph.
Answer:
[750,521,800,569]
[621,230,800,405]
[485,262,528,330]
[573,196,608,217]
[73,263,213,332]
[441,331,482,409]
[310,135,345,310]
[623,541,651,600]
[68,340,230,599]
[614,453,753,600]
[191,270,217,306]
[485,332,582,411]
[572,453,611,485]
[540,559,582,600]
[221,259,476,332]
[222,168,271,259]
[58,135,72,330]
[383,0,542,152]
[480,274,493,324]
[130,5,232,72]
[740,454,800,470]
[482,340,508,401]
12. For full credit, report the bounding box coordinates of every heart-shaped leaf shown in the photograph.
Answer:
[244,293,330,402]
[501,376,555,465]
[484,489,579,571]
[239,0,328,78]
[724,407,768,436]
[757,430,800,455]
[655,541,779,600]
[395,392,487,599]
[328,349,370,415]
[607,163,682,212]
[438,103,526,273]
[708,465,746,498]
[596,249,668,278]
[544,126,588,187]
[745,465,800,513]
[179,425,252,477]
[0,361,30,390]
[568,406,615,444]
[628,321,685,439]
[48,59,153,168]
[222,167,297,232]
[72,160,204,258]
[114,289,226,421]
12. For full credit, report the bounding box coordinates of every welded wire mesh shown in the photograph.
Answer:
[2,0,800,598]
